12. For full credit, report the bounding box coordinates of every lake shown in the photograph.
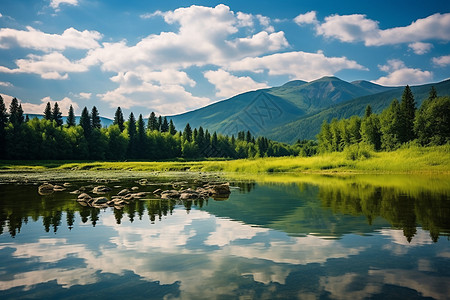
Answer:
[0,174,449,299]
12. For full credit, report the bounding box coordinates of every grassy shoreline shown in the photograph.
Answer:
[1,145,449,175]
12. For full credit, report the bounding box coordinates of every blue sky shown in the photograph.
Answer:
[0,0,449,118]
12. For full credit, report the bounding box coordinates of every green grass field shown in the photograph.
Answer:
[1,144,449,175]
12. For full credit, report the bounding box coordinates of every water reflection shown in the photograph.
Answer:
[0,175,449,299]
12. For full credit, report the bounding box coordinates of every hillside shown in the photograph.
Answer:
[169,76,396,137]
[266,79,450,142]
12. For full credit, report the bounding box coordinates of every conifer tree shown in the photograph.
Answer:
[136,114,146,158]
[25,114,29,122]
[364,105,372,118]
[168,119,177,135]
[161,117,169,132]
[127,112,137,157]
[9,98,23,126]
[157,116,162,132]
[0,96,7,158]
[147,112,158,131]
[246,131,252,143]
[44,102,53,120]
[380,99,402,150]
[79,107,91,136]
[183,123,192,142]
[113,107,125,131]
[399,85,416,143]
[52,103,63,126]
[66,105,76,127]
[91,106,101,129]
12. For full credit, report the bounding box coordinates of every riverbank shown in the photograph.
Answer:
[1,145,449,176]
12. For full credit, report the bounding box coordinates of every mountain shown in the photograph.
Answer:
[265,79,450,142]
[169,76,397,138]
[24,114,114,127]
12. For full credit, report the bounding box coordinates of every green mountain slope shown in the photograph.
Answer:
[265,79,450,142]
[170,76,395,136]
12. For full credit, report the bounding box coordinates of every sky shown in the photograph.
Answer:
[0,0,449,118]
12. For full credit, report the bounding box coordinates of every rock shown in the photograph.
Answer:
[117,189,130,196]
[209,183,231,195]
[92,186,112,194]
[138,179,148,185]
[63,183,71,187]
[123,194,134,200]
[70,190,81,194]
[53,185,66,192]
[38,183,54,195]
[153,189,163,194]
[132,192,148,198]
[78,193,92,200]
[131,186,139,191]
[92,197,109,205]
[180,192,199,200]
[161,190,180,199]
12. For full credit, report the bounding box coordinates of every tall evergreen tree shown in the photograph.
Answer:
[44,102,53,120]
[66,105,76,127]
[380,99,402,150]
[136,114,146,158]
[25,114,29,122]
[91,106,101,129]
[161,117,169,132]
[147,112,158,131]
[79,107,91,136]
[399,85,416,143]
[9,98,24,126]
[127,112,137,157]
[364,105,372,118]
[157,116,162,132]
[428,86,437,101]
[361,114,381,150]
[113,107,125,131]
[245,131,252,143]
[168,119,177,135]
[317,120,332,152]
[0,96,7,158]
[183,123,192,142]
[52,103,63,126]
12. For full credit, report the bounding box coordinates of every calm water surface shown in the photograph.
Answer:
[0,175,449,299]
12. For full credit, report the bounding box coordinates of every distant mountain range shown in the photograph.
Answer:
[169,76,450,143]
[22,76,450,143]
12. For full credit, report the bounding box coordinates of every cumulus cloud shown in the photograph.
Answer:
[299,12,450,46]
[227,51,367,80]
[78,92,91,99]
[408,42,433,55]
[432,55,450,67]
[294,11,318,25]
[0,26,101,51]
[0,81,13,87]
[0,52,88,79]
[373,59,433,86]
[50,0,79,11]
[204,69,269,98]
[0,94,79,115]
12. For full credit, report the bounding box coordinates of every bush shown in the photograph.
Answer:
[344,143,373,161]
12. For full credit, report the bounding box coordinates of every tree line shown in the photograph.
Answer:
[0,97,309,160]
[317,86,450,154]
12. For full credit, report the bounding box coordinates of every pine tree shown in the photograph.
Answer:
[157,116,162,132]
[52,103,63,126]
[79,107,91,136]
[399,85,416,143]
[361,114,381,150]
[380,99,402,150]
[113,107,125,131]
[183,123,192,142]
[25,114,29,122]
[91,106,101,129]
[147,112,158,131]
[66,105,76,127]
[136,114,146,158]
[364,105,372,118]
[44,102,53,120]
[0,96,7,158]
[317,120,332,152]
[161,117,169,132]
[245,131,252,143]
[428,86,437,101]
[168,119,177,135]
[9,98,24,126]
[127,112,137,157]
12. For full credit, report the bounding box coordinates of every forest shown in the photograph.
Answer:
[317,86,450,159]
[0,97,311,160]
[0,85,448,161]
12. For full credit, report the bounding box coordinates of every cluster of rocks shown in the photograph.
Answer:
[76,186,152,209]
[156,183,231,201]
[38,183,71,195]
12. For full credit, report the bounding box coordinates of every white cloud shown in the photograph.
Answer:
[432,54,450,67]
[294,11,318,25]
[373,59,433,86]
[408,42,433,55]
[50,0,79,11]
[204,69,268,98]
[305,12,450,46]
[0,94,79,115]
[0,26,101,51]
[0,81,13,87]
[0,52,88,79]
[78,92,91,99]
[227,51,367,80]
